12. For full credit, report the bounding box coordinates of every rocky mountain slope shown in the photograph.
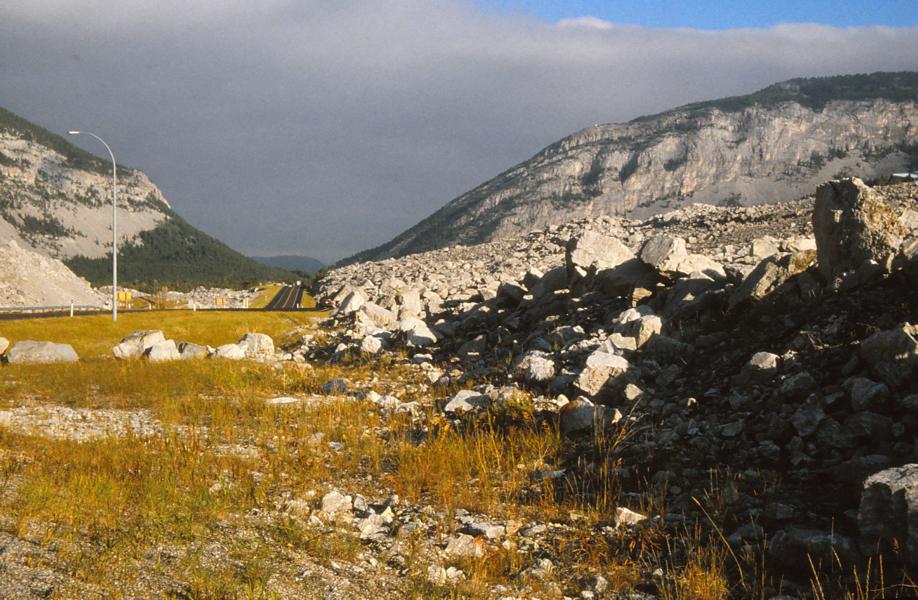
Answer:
[0,107,291,290]
[0,239,101,307]
[349,71,918,264]
[313,179,918,593]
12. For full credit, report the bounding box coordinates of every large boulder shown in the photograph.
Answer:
[360,302,397,330]
[177,342,209,360]
[566,231,635,282]
[617,314,662,348]
[237,333,275,360]
[639,235,687,273]
[397,288,423,317]
[575,350,630,396]
[7,341,79,364]
[398,317,437,347]
[112,330,166,359]
[858,464,918,564]
[639,235,725,279]
[529,266,568,299]
[594,259,658,298]
[336,289,367,316]
[729,251,816,308]
[813,178,904,281]
[213,343,246,360]
[859,323,918,389]
[145,339,180,362]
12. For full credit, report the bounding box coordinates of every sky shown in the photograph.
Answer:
[2,1,917,263]
[480,0,918,29]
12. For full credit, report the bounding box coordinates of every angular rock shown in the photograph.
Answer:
[614,507,648,528]
[639,235,688,273]
[7,341,79,364]
[737,351,780,385]
[859,323,918,389]
[529,266,568,299]
[237,333,275,360]
[566,231,635,282]
[144,339,180,362]
[321,490,353,516]
[575,350,630,396]
[112,330,165,360]
[813,178,904,280]
[445,533,486,558]
[444,390,489,414]
[843,376,889,412]
[595,259,658,297]
[780,371,817,398]
[729,251,816,308]
[398,317,438,347]
[337,289,367,316]
[619,314,662,348]
[360,302,397,330]
[496,281,526,306]
[396,288,423,317]
[360,335,384,354]
[177,342,209,360]
[560,397,614,436]
[791,400,826,437]
[213,343,246,360]
[642,335,691,364]
[858,464,918,563]
[512,351,556,384]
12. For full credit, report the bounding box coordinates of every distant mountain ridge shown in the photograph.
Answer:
[0,106,292,291]
[345,71,918,264]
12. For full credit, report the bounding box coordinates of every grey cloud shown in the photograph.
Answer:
[2,1,916,262]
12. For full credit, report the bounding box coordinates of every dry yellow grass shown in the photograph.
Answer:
[2,312,897,598]
[0,309,320,358]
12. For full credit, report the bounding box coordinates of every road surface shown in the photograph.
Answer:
[264,285,304,310]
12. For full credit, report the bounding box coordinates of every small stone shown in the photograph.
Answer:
[321,490,353,516]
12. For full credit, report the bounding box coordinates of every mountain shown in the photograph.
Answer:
[0,106,292,291]
[0,239,102,307]
[346,71,918,264]
[251,255,325,274]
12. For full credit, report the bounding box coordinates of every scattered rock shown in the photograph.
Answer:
[112,330,165,359]
[7,341,78,364]
[144,339,180,362]
[858,464,918,563]
[213,343,246,360]
[236,333,275,360]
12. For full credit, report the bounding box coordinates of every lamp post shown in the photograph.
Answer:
[68,131,118,321]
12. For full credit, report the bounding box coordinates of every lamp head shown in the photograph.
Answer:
[67,130,80,135]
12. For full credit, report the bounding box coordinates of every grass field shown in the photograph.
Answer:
[0,311,895,597]
[0,310,321,358]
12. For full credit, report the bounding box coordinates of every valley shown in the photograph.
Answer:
[0,70,917,599]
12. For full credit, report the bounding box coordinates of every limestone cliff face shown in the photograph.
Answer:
[0,129,170,260]
[348,72,918,264]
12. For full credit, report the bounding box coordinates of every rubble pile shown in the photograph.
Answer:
[312,179,918,584]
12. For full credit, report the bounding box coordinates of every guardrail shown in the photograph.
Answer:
[0,304,104,315]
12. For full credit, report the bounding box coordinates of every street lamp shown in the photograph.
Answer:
[68,130,118,321]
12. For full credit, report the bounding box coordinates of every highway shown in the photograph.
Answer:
[264,284,304,310]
